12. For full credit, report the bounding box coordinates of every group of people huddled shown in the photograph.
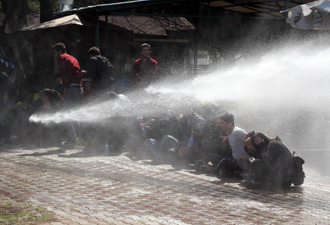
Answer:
[0,42,305,189]
[136,104,305,189]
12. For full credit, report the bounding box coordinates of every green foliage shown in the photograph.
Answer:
[0,200,58,224]
[28,0,40,13]
[27,0,61,14]
[51,0,59,12]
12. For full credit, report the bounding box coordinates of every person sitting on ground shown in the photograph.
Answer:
[0,100,32,144]
[198,122,232,173]
[103,91,131,152]
[82,91,131,155]
[36,88,66,146]
[144,110,180,159]
[243,131,305,189]
[191,103,232,170]
[213,112,252,179]
[177,108,205,164]
[39,88,63,112]
[31,89,65,147]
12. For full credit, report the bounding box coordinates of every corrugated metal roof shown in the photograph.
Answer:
[19,13,194,36]
[20,14,88,31]
[100,15,194,36]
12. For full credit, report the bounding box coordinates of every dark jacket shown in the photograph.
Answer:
[246,140,304,187]
[86,55,114,92]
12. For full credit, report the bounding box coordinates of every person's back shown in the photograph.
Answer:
[264,141,292,168]
[52,43,83,147]
[52,43,82,105]
[83,46,115,96]
[264,141,294,187]
[88,55,106,91]
[243,131,305,188]
[56,52,81,86]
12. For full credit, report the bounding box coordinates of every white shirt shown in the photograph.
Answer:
[228,126,247,160]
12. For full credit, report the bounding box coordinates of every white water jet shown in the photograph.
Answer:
[146,38,330,151]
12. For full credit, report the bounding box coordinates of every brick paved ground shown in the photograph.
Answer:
[0,144,329,225]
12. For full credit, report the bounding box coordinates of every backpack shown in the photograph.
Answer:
[291,155,305,186]
[101,57,115,88]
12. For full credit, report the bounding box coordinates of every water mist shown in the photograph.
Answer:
[30,36,330,175]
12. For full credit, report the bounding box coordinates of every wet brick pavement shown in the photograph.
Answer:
[0,145,330,225]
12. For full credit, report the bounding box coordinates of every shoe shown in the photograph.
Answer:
[61,139,77,147]
[200,165,214,173]
[218,170,229,178]
[193,160,206,170]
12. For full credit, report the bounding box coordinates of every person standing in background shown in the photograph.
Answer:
[131,43,158,88]
[52,43,83,147]
[82,46,115,97]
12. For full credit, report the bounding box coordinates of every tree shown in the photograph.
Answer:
[0,0,37,98]
[0,0,29,33]
[40,0,53,23]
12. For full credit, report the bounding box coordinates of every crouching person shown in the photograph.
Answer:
[213,113,252,179]
[243,131,305,189]
[144,111,180,159]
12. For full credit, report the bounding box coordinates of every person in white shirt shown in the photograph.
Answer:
[216,112,251,178]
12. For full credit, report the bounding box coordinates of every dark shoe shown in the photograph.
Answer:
[61,139,77,147]
[200,165,214,173]
[219,170,229,178]
[193,160,206,170]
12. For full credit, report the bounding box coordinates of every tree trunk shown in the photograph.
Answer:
[40,0,53,23]
[0,0,32,101]
[0,0,29,33]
